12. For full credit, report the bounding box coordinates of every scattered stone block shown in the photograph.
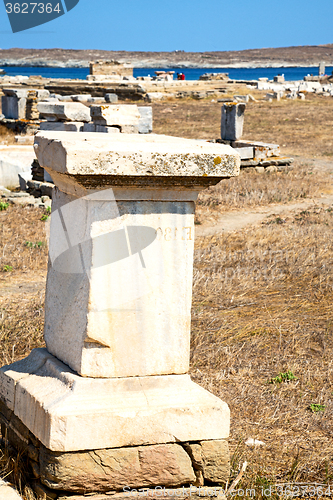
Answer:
[37,102,91,122]
[95,125,120,133]
[15,135,34,145]
[0,145,35,188]
[145,92,164,102]
[71,94,92,102]
[82,122,96,132]
[1,95,27,120]
[232,140,280,159]
[221,103,246,141]
[233,146,254,160]
[105,93,118,103]
[233,95,249,103]
[40,122,84,132]
[86,97,104,103]
[18,171,32,191]
[90,104,140,132]
[138,106,153,134]
[255,166,265,173]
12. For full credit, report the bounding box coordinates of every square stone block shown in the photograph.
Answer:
[0,349,230,452]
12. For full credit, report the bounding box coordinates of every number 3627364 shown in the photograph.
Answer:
[5,3,62,14]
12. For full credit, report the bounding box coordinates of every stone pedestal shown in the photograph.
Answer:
[0,132,240,496]
[221,102,246,141]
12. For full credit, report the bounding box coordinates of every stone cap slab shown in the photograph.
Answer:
[34,132,240,190]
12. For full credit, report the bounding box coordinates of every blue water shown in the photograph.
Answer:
[1,65,332,82]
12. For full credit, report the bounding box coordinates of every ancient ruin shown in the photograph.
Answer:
[0,132,240,497]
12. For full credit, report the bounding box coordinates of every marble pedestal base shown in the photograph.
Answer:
[0,349,230,496]
[0,349,229,453]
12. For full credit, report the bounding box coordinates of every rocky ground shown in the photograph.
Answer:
[0,45,333,68]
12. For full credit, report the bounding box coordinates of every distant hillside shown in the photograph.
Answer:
[0,45,332,68]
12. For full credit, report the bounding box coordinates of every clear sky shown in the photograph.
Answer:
[0,0,332,52]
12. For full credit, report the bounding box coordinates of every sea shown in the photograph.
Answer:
[1,66,333,82]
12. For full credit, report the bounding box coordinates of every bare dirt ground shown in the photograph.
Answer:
[1,94,333,498]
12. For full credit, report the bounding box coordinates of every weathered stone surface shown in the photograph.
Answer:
[31,133,239,380]
[232,140,280,159]
[90,104,140,131]
[221,103,245,141]
[105,93,118,103]
[0,480,23,499]
[34,131,240,183]
[71,94,91,102]
[82,122,96,132]
[233,146,253,160]
[1,96,26,120]
[0,145,36,189]
[40,122,84,132]
[3,88,49,99]
[37,102,91,122]
[1,350,229,451]
[145,92,164,102]
[96,124,121,133]
[184,440,229,484]
[40,443,195,493]
[200,440,230,483]
[138,106,153,134]
[233,95,249,103]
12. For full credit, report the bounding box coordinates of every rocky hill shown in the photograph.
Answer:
[0,45,332,68]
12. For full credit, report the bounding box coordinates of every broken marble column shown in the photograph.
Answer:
[221,102,246,141]
[138,106,153,133]
[0,132,240,494]
[90,104,141,133]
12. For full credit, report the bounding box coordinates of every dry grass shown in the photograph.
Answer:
[0,205,47,366]
[0,205,48,274]
[191,205,333,495]
[195,159,330,224]
[0,124,17,145]
[1,94,333,497]
[152,92,333,159]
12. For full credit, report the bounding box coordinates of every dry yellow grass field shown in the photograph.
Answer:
[1,93,333,498]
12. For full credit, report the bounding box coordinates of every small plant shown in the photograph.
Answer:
[3,265,13,272]
[40,214,49,221]
[45,206,51,214]
[310,403,326,413]
[270,371,297,384]
[25,241,45,249]
[0,201,9,211]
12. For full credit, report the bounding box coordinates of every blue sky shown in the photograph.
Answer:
[0,0,332,52]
